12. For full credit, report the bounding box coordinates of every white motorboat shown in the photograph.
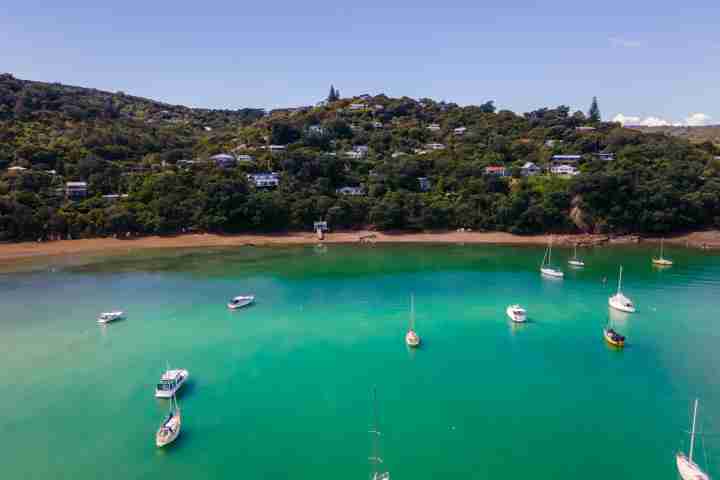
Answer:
[156,395,181,448]
[608,266,635,313]
[540,242,564,278]
[97,311,124,324]
[676,399,710,480]
[155,367,189,398]
[506,304,527,323]
[227,295,255,310]
[369,387,390,480]
[568,244,585,267]
[405,294,421,348]
[652,238,673,267]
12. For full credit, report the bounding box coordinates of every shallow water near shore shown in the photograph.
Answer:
[1,244,719,479]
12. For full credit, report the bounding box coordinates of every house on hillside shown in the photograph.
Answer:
[308,125,325,135]
[336,186,365,196]
[418,177,431,192]
[576,126,596,133]
[247,172,280,188]
[521,162,541,176]
[236,154,254,163]
[269,145,286,154]
[210,153,237,168]
[7,166,28,173]
[594,152,615,161]
[65,181,88,200]
[372,121,383,128]
[453,127,467,135]
[349,103,366,111]
[425,143,446,151]
[391,152,407,158]
[102,194,129,201]
[551,154,582,166]
[427,123,441,132]
[484,166,507,177]
[550,165,579,177]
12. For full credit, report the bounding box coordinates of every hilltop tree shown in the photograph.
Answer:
[588,96,601,122]
[327,85,340,103]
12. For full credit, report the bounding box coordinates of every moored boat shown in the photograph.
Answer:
[155,367,189,398]
[540,241,564,278]
[676,399,710,480]
[506,304,527,323]
[608,266,635,313]
[603,326,625,347]
[568,244,585,267]
[155,395,181,448]
[97,311,124,324]
[227,295,255,310]
[652,238,673,267]
[405,294,421,348]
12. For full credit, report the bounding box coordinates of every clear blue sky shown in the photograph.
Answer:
[1,1,718,125]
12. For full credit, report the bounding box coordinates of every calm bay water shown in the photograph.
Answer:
[1,244,718,479]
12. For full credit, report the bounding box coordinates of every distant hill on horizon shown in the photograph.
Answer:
[629,125,720,146]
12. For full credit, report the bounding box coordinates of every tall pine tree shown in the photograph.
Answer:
[328,85,339,102]
[588,96,601,122]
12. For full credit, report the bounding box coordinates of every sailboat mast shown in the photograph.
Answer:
[618,266,623,293]
[410,294,415,331]
[689,398,698,462]
[369,386,381,477]
[660,238,664,259]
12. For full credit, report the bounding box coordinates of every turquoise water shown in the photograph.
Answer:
[1,244,719,479]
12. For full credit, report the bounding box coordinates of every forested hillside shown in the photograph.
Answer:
[1,74,719,241]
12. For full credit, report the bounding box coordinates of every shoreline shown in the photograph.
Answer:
[1,230,719,264]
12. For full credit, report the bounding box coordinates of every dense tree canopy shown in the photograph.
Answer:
[1,74,718,242]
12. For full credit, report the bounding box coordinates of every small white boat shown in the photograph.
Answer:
[540,242,564,278]
[676,399,710,480]
[156,395,181,448]
[568,245,585,267]
[97,311,124,324]
[155,367,189,398]
[506,304,527,323]
[405,294,421,347]
[608,266,635,313]
[227,295,255,310]
[652,238,673,267]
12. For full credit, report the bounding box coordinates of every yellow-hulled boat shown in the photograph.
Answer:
[603,327,625,348]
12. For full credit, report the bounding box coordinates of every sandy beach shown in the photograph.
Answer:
[1,230,719,265]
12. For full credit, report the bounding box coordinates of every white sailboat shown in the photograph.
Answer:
[155,394,181,448]
[405,294,421,348]
[227,295,255,310]
[568,244,585,267]
[97,310,124,324]
[540,241,564,278]
[608,266,635,313]
[652,238,673,266]
[369,387,390,480]
[676,399,710,480]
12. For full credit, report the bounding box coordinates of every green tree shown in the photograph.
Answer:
[588,96,601,122]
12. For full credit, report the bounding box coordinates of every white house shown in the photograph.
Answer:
[247,172,280,188]
[372,121,383,128]
[521,162,541,176]
[65,181,88,199]
[453,127,467,135]
[236,154,254,163]
[576,126,596,132]
[391,152,407,158]
[425,143,446,151]
[336,186,365,196]
[551,154,582,165]
[545,139,559,147]
[308,125,325,135]
[7,166,27,172]
[418,177,431,192]
[269,145,286,153]
[550,165,579,177]
[594,152,615,161]
[427,123,441,132]
[484,166,507,176]
[349,103,366,111]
